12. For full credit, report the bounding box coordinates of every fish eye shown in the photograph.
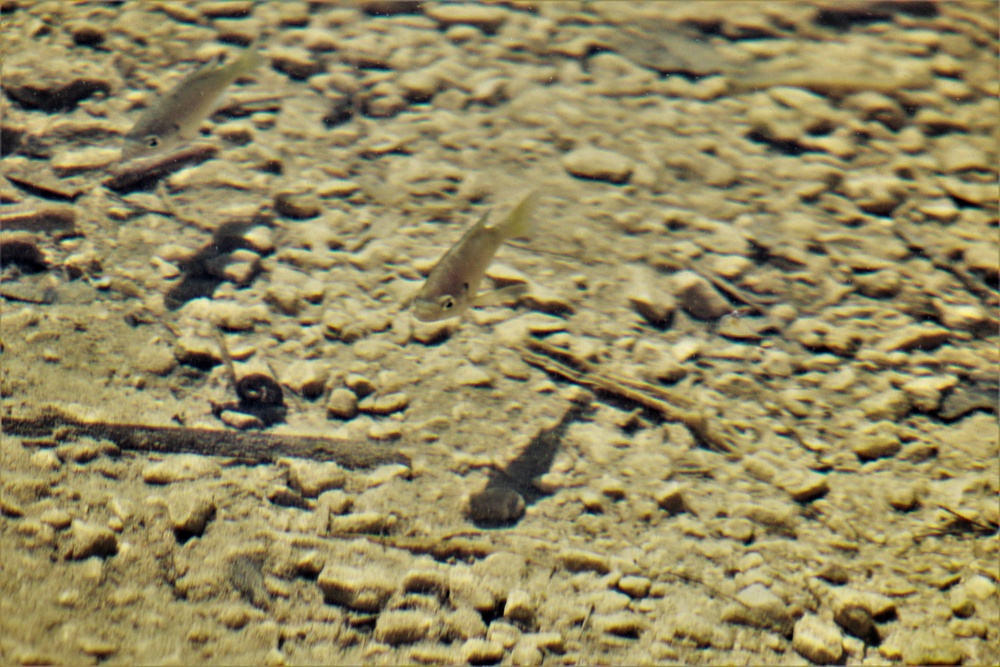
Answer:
[146,136,160,148]
[439,295,455,310]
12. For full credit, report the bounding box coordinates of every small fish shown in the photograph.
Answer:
[121,47,264,162]
[412,191,538,322]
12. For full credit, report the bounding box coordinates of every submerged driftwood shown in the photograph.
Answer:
[1,408,409,469]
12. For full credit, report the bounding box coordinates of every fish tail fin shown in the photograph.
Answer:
[232,43,266,75]
[498,190,539,241]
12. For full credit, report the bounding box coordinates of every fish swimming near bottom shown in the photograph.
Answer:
[412,191,539,322]
[121,46,264,162]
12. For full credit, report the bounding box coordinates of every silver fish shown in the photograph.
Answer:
[412,191,538,322]
[121,47,263,162]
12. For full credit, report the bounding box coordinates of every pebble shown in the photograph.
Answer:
[852,428,901,461]
[3,45,119,112]
[452,365,494,388]
[374,610,433,645]
[167,491,216,538]
[934,299,989,331]
[964,242,998,280]
[617,575,652,599]
[39,508,72,530]
[876,324,950,352]
[274,188,322,219]
[723,584,792,633]
[326,388,358,420]
[269,46,325,81]
[317,564,395,612]
[285,459,346,498]
[468,487,525,526]
[653,483,689,515]
[899,630,964,666]
[557,549,610,574]
[669,612,730,648]
[901,375,958,412]
[173,335,223,368]
[774,468,829,503]
[357,392,409,416]
[561,147,634,184]
[792,614,844,665]
[509,641,542,667]
[51,147,119,176]
[228,555,271,610]
[279,360,330,399]
[829,587,896,619]
[592,612,648,639]
[67,520,118,560]
[329,512,393,535]
[503,589,535,625]
[461,638,505,665]
[841,174,905,215]
[935,135,992,173]
[625,265,675,327]
[859,389,910,421]
[671,271,732,320]
[425,4,508,32]
[142,455,221,484]
[833,605,879,644]
[219,410,262,430]
[199,0,253,18]
[854,269,902,299]
[134,345,178,376]
[886,484,919,512]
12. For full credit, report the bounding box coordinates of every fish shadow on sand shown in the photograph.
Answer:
[164,221,263,310]
[469,402,590,529]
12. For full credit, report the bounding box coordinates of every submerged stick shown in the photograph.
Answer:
[519,339,738,455]
[1,408,408,469]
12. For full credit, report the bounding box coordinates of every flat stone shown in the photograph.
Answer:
[557,549,610,574]
[829,587,896,619]
[876,325,950,352]
[901,375,958,412]
[900,630,964,666]
[285,459,346,498]
[852,428,901,461]
[274,188,322,219]
[792,614,844,665]
[3,44,119,112]
[592,612,648,638]
[268,46,325,81]
[452,364,494,388]
[142,455,221,484]
[425,4,509,32]
[67,520,118,560]
[774,468,829,503]
[374,610,433,645]
[561,147,634,184]
[317,564,395,612]
[329,512,393,535]
[51,147,119,176]
[859,389,911,421]
[357,392,409,415]
[617,575,652,599]
[461,638,505,665]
